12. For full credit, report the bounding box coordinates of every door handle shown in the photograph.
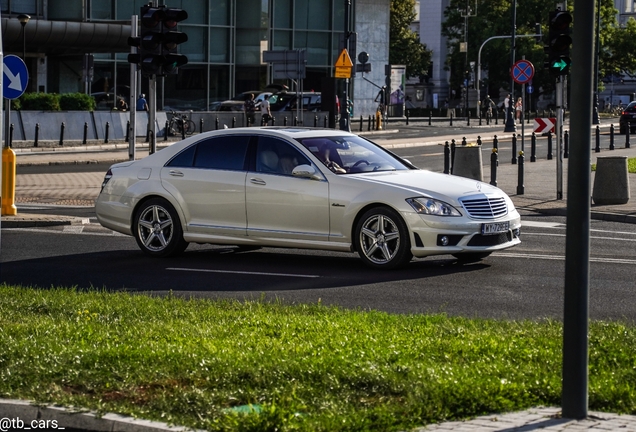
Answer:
[250,178,267,185]
[169,170,184,177]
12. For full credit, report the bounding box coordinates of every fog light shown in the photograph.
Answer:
[513,228,521,238]
[440,235,449,246]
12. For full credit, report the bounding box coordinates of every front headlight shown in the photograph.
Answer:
[406,197,462,216]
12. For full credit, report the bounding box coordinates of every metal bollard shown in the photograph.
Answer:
[610,124,615,150]
[125,120,130,142]
[164,120,169,141]
[516,151,525,195]
[83,122,88,144]
[9,124,14,148]
[294,116,298,126]
[149,130,156,155]
[531,132,537,162]
[215,117,219,130]
[450,112,453,127]
[450,139,456,174]
[479,110,482,126]
[490,149,498,187]
[595,125,600,153]
[34,123,39,147]
[477,136,482,146]
[273,116,277,126]
[104,122,110,143]
[360,115,363,132]
[181,120,186,140]
[462,136,467,146]
[443,141,450,174]
[428,111,432,126]
[627,126,631,149]
[232,117,236,128]
[324,116,327,128]
[511,134,517,164]
[59,122,65,146]
[547,131,553,160]
[564,130,569,158]
[368,115,372,131]
[284,117,288,126]
[495,108,499,125]
[314,116,318,127]
[493,134,498,150]
[467,111,470,126]
[200,118,204,133]
[406,109,409,125]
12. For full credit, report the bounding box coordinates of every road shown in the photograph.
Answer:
[2,208,636,322]
[3,132,635,322]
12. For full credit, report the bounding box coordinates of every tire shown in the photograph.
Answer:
[354,207,412,269]
[133,198,188,257]
[452,252,491,264]
[185,120,196,135]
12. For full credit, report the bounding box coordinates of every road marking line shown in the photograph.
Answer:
[166,267,320,278]
[496,252,636,265]
[524,232,636,242]
[521,221,564,228]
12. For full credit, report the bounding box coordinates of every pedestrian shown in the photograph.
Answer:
[244,93,256,126]
[260,95,271,125]
[136,94,148,111]
[503,93,511,113]
[515,97,522,121]
[483,95,495,119]
[117,98,128,111]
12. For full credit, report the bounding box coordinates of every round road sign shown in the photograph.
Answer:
[511,59,534,85]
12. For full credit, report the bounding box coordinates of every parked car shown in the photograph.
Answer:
[619,101,636,134]
[268,91,322,111]
[95,128,521,269]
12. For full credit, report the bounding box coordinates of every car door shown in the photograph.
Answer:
[245,136,330,242]
[160,135,251,237]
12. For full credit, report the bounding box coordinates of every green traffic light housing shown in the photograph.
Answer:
[546,9,572,76]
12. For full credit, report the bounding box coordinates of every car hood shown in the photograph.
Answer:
[348,169,504,202]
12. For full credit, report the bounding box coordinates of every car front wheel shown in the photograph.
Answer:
[355,207,412,269]
[134,198,188,257]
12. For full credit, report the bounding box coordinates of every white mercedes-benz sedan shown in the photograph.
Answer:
[95,127,520,269]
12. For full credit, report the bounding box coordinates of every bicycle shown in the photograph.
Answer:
[167,110,196,136]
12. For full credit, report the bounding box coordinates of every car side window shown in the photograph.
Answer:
[191,135,250,170]
[166,144,196,167]
[256,136,311,176]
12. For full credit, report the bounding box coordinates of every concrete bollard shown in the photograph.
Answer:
[592,156,630,205]
[452,145,483,181]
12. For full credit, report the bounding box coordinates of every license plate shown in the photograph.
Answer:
[481,221,510,235]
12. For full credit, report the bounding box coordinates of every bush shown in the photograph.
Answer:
[60,92,96,111]
[14,92,61,111]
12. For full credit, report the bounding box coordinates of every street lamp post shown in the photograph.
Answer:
[18,14,31,61]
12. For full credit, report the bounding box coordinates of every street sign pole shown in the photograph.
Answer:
[556,76,564,200]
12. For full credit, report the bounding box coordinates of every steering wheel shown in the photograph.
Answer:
[351,160,370,169]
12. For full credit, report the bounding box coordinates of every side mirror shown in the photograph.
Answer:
[292,164,322,180]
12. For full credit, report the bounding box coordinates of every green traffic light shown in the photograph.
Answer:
[550,57,571,75]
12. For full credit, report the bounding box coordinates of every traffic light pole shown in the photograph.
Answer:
[339,0,352,132]
[556,76,564,200]
[504,0,517,133]
[149,75,156,154]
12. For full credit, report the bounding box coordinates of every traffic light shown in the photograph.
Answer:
[546,9,572,76]
[127,5,188,76]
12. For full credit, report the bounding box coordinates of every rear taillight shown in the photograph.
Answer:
[101,169,113,192]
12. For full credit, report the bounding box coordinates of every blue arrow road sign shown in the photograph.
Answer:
[527,85,534,94]
[3,55,29,100]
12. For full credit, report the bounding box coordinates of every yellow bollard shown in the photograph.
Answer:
[2,146,17,216]
[375,108,382,130]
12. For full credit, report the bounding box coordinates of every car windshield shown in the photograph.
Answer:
[296,135,412,174]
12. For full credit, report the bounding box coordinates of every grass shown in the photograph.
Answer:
[591,157,636,173]
[1,284,635,431]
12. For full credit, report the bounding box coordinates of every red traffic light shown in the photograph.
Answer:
[163,8,188,29]
[551,11,572,31]
[141,7,164,28]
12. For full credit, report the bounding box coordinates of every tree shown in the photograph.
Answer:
[390,0,432,78]
[441,0,623,106]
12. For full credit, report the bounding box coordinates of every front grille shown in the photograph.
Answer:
[460,196,508,219]
[467,232,513,247]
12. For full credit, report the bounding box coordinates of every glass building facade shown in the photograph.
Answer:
[3,0,355,111]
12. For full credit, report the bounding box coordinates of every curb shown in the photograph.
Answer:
[0,398,198,432]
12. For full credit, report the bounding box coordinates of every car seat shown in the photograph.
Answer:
[258,150,279,173]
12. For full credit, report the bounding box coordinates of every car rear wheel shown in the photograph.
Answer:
[355,207,412,269]
[134,198,188,257]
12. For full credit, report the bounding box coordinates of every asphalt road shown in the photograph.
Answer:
[2,210,636,322]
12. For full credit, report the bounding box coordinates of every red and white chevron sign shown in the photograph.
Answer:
[533,118,556,134]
